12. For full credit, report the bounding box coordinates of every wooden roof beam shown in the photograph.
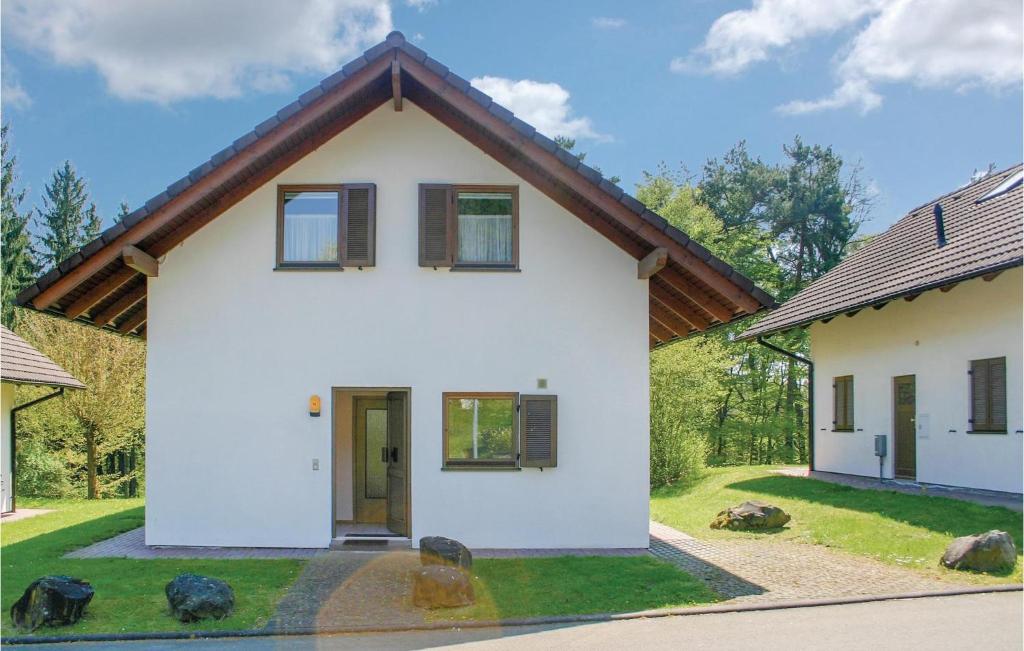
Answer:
[637,247,667,279]
[391,58,402,111]
[93,285,146,327]
[649,317,676,343]
[117,308,147,334]
[651,296,703,334]
[650,283,712,331]
[656,269,734,323]
[64,267,137,320]
[122,245,158,277]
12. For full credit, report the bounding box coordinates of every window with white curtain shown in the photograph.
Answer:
[280,188,340,265]
[456,191,515,266]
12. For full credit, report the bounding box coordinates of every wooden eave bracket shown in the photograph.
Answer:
[122,245,159,277]
[638,247,668,280]
[391,58,402,111]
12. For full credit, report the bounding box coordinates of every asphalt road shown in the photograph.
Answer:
[19,591,1023,651]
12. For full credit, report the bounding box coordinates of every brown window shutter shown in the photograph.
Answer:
[970,359,990,429]
[845,377,854,430]
[833,376,853,430]
[972,357,1007,431]
[520,394,557,468]
[419,184,452,267]
[989,357,1007,430]
[341,183,375,267]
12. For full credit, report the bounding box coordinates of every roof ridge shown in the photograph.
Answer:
[902,162,1023,216]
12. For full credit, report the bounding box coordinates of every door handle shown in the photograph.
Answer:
[391,447,399,463]
[381,447,388,463]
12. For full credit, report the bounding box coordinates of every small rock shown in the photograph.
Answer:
[165,573,235,622]
[10,575,94,631]
[940,530,1016,572]
[420,536,473,570]
[710,501,791,531]
[412,565,475,608]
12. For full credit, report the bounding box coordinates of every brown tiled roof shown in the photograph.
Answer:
[14,31,773,347]
[1,326,85,389]
[740,164,1024,340]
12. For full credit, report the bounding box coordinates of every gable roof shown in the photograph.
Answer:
[15,31,774,347]
[740,164,1024,340]
[1,326,85,389]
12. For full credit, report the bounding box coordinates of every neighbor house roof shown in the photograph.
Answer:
[740,164,1024,340]
[15,31,774,347]
[1,326,85,389]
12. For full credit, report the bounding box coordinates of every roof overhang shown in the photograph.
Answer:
[15,32,774,347]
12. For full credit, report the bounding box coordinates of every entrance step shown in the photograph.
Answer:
[330,536,412,551]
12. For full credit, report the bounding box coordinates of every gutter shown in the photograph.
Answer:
[755,336,815,471]
[9,388,65,512]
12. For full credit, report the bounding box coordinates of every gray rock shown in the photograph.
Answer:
[165,573,235,622]
[10,575,94,631]
[710,501,791,530]
[412,565,474,609]
[940,530,1016,572]
[420,536,473,570]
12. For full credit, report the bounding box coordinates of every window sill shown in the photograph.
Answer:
[966,430,1008,435]
[441,465,521,472]
[831,429,855,433]
[274,265,343,272]
[448,266,521,273]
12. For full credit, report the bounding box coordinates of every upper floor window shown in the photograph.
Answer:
[277,184,375,269]
[970,357,1007,433]
[419,185,519,270]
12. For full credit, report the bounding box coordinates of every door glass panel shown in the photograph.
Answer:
[365,408,387,499]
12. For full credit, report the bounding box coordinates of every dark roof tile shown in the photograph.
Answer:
[600,179,624,199]
[640,210,667,232]
[145,191,171,213]
[210,145,236,166]
[1,326,85,388]
[342,57,368,76]
[102,222,127,242]
[363,40,392,61]
[554,147,581,168]
[58,253,83,274]
[320,69,348,91]
[532,132,558,153]
[466,86,492,109]
[276,101,303,122]
[423,57,448,77]
[189,161,214,182]
[444,72,471,92]
[254,116,280,137]
[299,85,324,106]
[619,194,645,215]
[488,103,514,123]
[166,176,192,198]
[399,41,427,62]
[510,118,535,139]
[122,207,149,228]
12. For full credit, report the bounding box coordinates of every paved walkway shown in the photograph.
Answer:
[65,527,318,559]
[1,507,54,522]
[648,521,970,602]
[774,466,1023,511]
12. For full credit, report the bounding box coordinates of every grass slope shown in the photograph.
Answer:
[651,467,1022,583]
[1,499,303,636]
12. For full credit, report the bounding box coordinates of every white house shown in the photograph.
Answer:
[742,166,1023,495]
[15,32,772,549]
[1,325,85,514]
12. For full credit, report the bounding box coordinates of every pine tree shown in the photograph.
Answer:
[1,125,37,327]
[36,161,99,268]
[115,200,130,222]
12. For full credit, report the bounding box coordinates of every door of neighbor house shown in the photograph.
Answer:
[353,397,388,524]
[386,391,408,536]
[893,375,916,480]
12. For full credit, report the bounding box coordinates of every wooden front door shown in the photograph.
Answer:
[893,375,916,479]
[353,397,388,523]
[386,391,408,536]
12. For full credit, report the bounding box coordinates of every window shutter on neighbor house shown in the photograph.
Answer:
[419,184,452,267]
[971,357,1006,431]
[520,394,557,468]
[833,376,853,430]
[341,183,376,267]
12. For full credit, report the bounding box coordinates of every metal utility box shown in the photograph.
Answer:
[874,435,887,457]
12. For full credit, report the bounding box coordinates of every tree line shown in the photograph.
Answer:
[3,125,145,499]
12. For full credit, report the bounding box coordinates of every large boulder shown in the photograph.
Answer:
[10,575,94,631]
[412,565,475,609]
[940,530,1017,572]
[420,536,473,570]
[165,573,235,622]
[710,501,791,531]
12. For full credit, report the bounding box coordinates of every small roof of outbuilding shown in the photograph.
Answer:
[1,325,85,389]
[740,164,1024,340]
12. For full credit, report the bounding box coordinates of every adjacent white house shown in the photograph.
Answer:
[15,32,772,549]
[742,166,1023,495]
[1,325,85,514]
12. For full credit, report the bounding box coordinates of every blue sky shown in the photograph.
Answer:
[2,0,1021,236]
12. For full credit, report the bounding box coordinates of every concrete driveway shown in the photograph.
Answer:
[24,591,1022,650]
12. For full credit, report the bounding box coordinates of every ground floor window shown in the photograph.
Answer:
[970,357,1007,433]
[443,393,517,468]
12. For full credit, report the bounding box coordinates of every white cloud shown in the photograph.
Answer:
[592,17,626,29]
[1,0,392,104]
[469,76,609,141]
[677,0,1022,114]
[1,60,32,110]
[405,0,436,11]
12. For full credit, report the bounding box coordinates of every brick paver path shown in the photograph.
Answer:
[649,521,971,602]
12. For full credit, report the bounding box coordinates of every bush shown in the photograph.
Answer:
[15,437,75,498]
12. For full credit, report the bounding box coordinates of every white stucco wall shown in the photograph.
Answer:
[145,102,650,548]
[2,383,13,513]
[810,268,1023,493]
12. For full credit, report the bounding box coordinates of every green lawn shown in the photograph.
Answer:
[651,466,1022,583]
[444,556,719,621]
[1,499,304,636]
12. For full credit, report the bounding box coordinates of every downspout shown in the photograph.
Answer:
[9,387,65,512]
[755,336,815,471]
